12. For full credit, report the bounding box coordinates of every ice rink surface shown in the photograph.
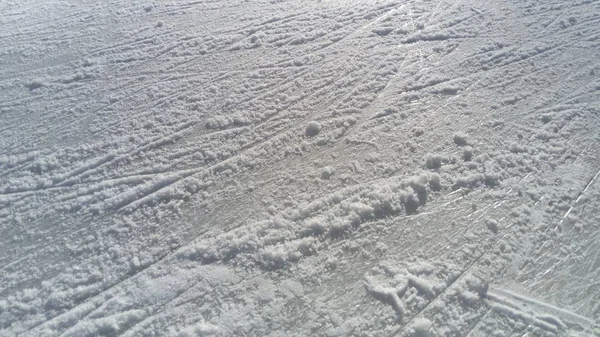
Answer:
[1,0,599,336]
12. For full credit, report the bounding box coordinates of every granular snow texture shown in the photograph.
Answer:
[1,0,599,336]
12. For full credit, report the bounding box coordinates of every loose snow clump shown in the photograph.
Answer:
[25,78,46,90]
[305,121,322,137]
[541,113,552,123]
[462,146,473,161]
[427,173,442,191]
[484,173,500,187]
[453,173,501,189]
[404,194,420,214]
[413,127,425,137]
[453,132,468,146]
[425,153,443,169]
[410,318,433,337]
[320,166,335,180]
[174,322,219,337]
[374,107,397,118]
[453,173,485,189]
[486,219,499,234]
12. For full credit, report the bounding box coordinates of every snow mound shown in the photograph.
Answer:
[305,121,322,137]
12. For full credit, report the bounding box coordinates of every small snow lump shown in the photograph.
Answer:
[453,132,468,146]
[305,121,322,137]
[425,153,443,169]
[404,194,420,214]
[486,219,499,234]
[25,78,45,90]
[462,146,473,161]
[411,318,432,336]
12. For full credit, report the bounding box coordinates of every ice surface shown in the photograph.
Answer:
[1,0,599,336]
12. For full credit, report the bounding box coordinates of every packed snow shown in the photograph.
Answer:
[1,0,600,336]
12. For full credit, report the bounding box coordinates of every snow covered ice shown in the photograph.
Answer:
[1,0,600,336]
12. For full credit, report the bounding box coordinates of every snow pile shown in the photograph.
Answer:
[177,172,442,269]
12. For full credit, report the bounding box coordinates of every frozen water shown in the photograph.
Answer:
[1,0,599,336]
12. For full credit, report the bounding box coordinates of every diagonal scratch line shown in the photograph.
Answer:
[560,165,600,224]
